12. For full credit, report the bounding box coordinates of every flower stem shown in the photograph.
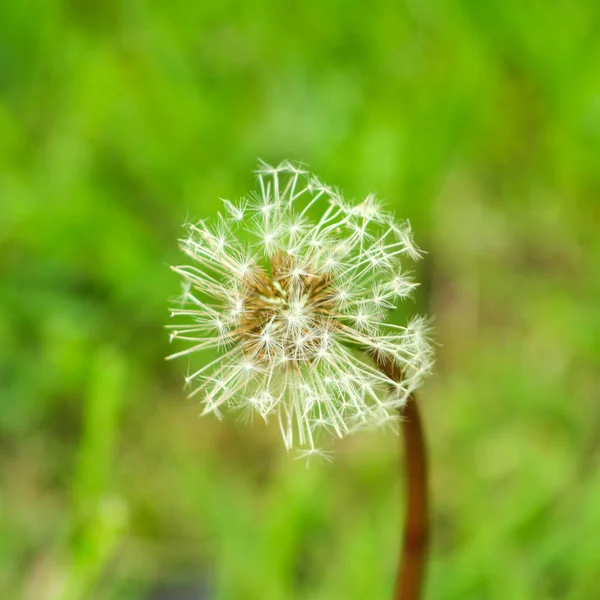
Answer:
[373,355,429,600]
[394,397,428,600]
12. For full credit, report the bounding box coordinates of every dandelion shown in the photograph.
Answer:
[167,160,433,455]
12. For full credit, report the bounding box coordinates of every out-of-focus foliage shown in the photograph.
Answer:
[1,1,599,599]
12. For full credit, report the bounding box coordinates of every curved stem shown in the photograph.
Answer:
[373,355,429,600]
[395,398,428,600]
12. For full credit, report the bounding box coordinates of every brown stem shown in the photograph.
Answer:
[395,398,428,600]
[373,354,429,600]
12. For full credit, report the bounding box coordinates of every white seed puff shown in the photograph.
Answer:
[167,160,433,459]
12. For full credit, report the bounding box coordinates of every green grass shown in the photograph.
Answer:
[1,1,599,598]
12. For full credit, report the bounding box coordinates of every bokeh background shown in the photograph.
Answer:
[1,1,600,599]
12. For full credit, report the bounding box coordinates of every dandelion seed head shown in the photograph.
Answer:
[168,160,433,456]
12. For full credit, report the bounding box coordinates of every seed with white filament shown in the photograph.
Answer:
[167,160,433,458]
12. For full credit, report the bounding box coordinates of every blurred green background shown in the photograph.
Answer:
[1,1,599,599]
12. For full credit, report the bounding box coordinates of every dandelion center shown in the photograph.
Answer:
[238,252,337,366]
